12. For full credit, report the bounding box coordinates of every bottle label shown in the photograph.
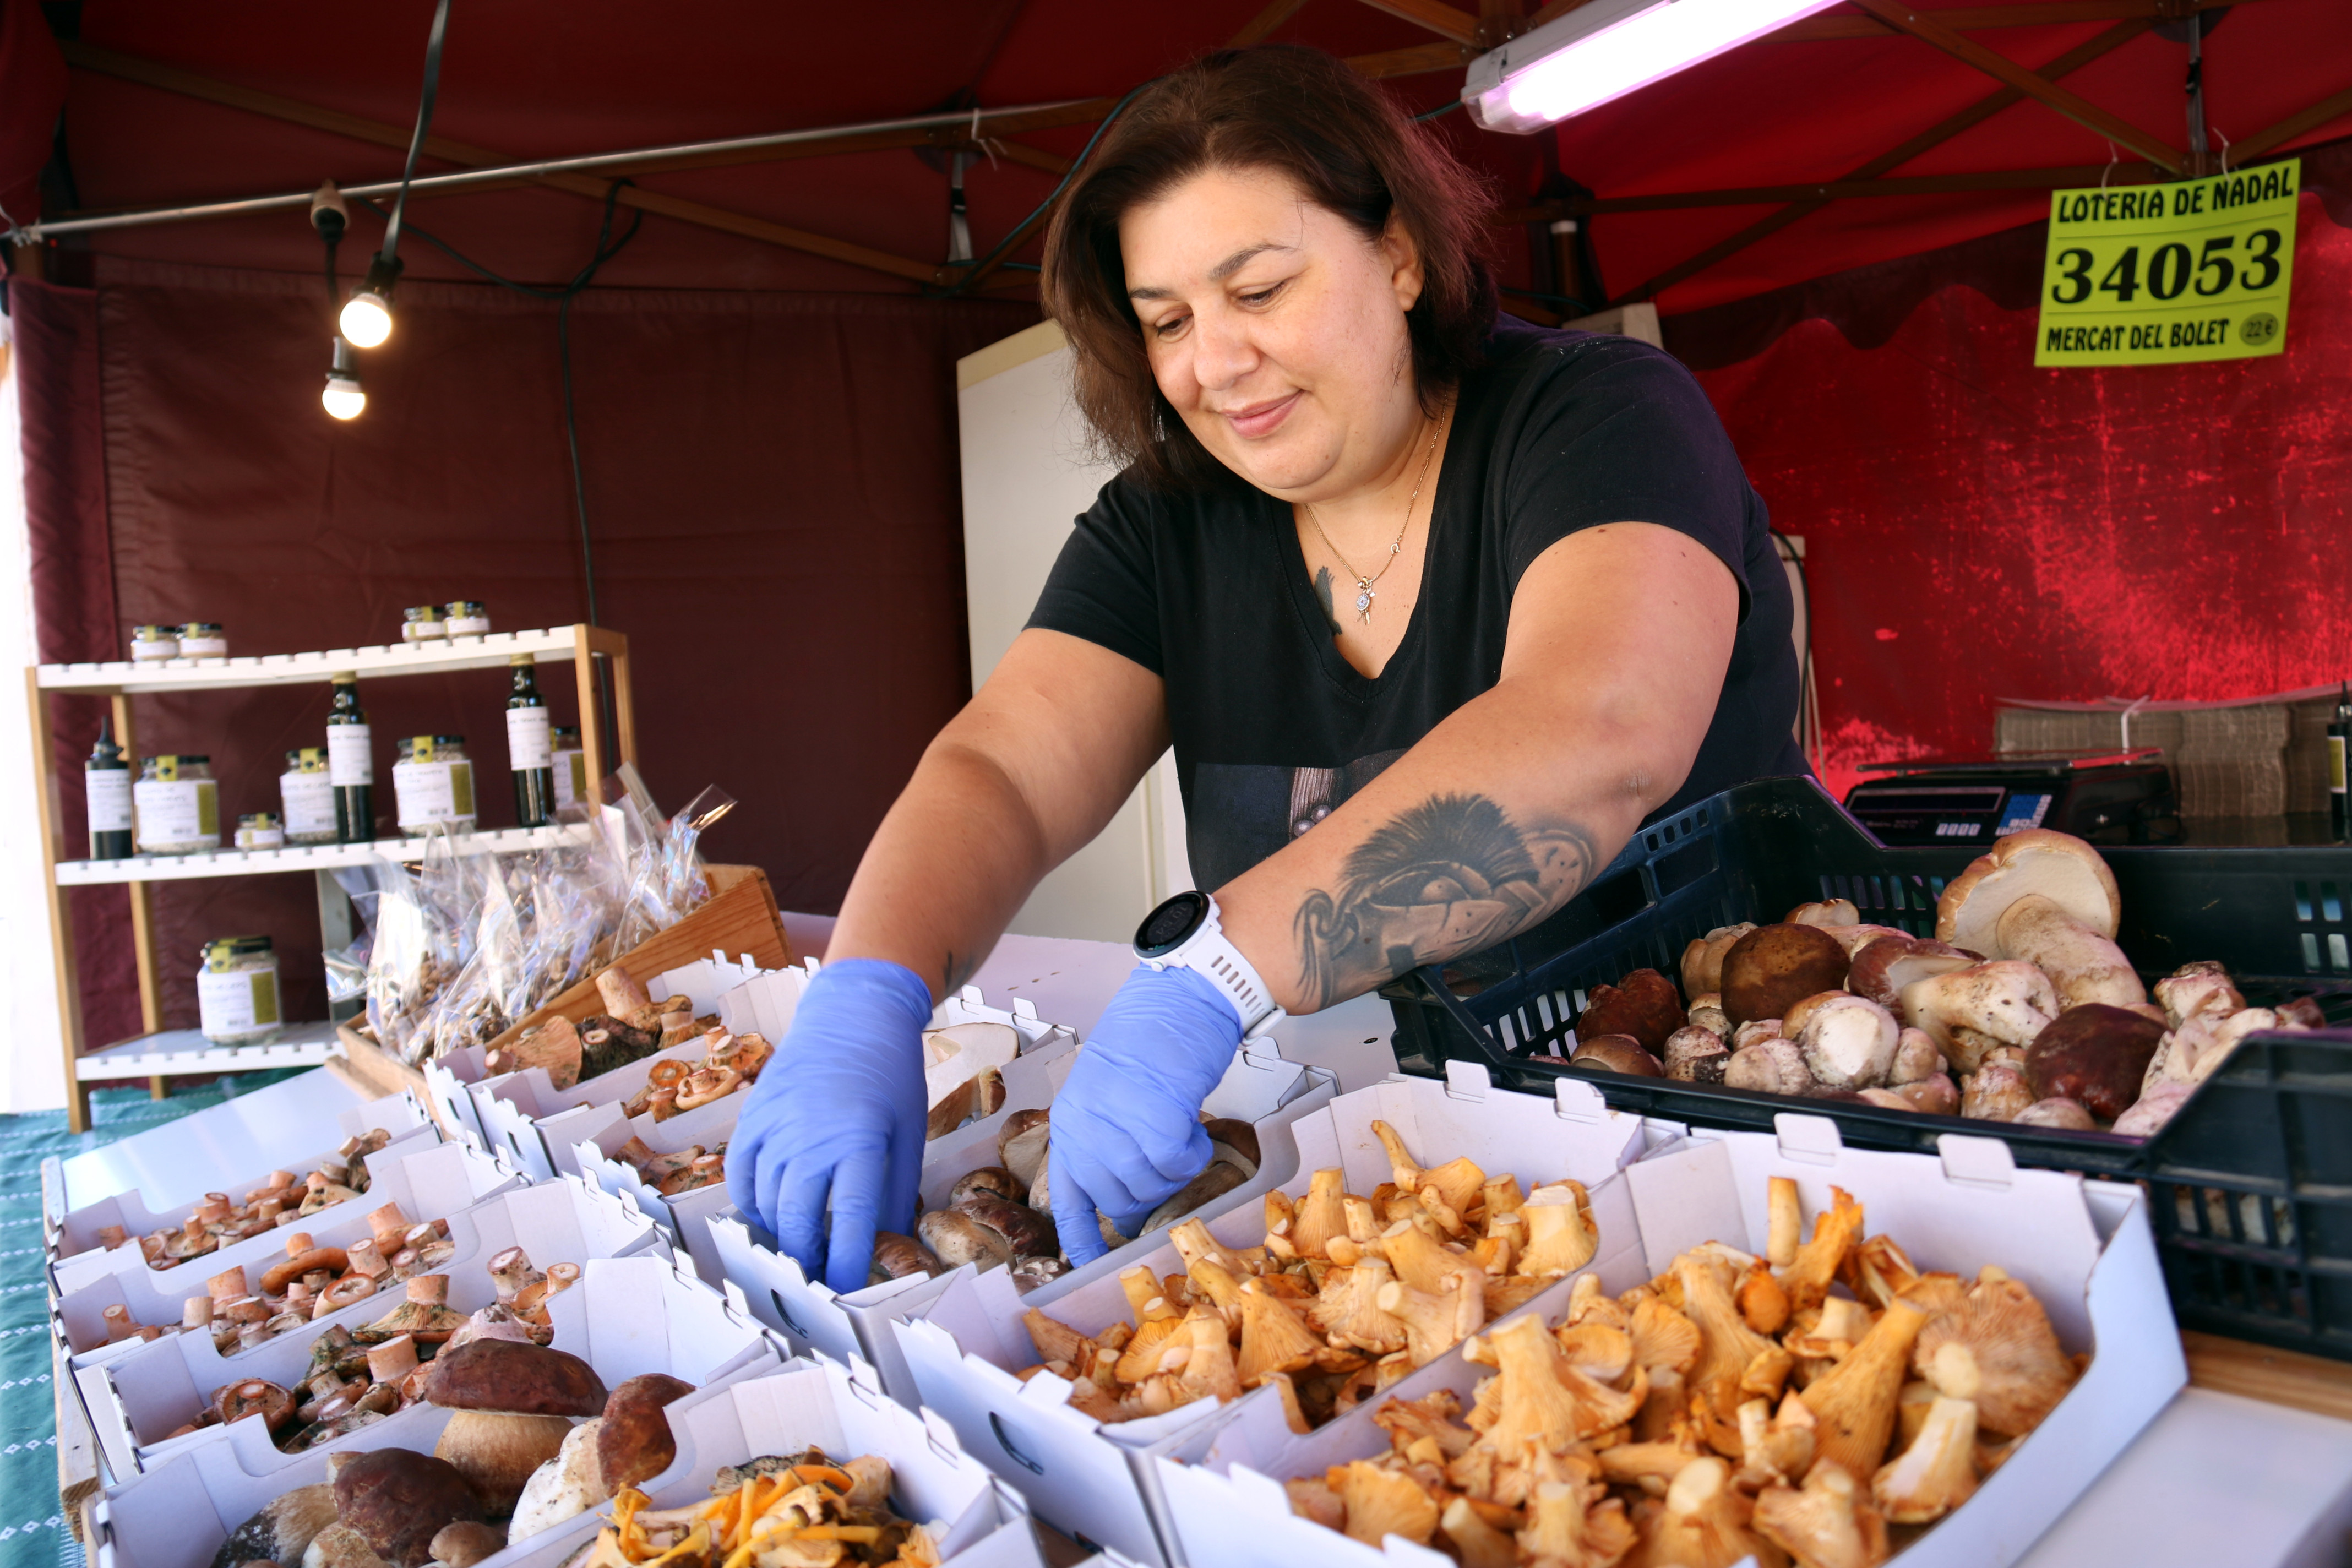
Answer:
[553,749,586,812]
[197,965,280,1038]
[2331,734,2346,796]
[281,771,339,837]
[328,723,374,786]
[394,758,476,829]
[507,706,553,770]
[86,770,133,834]
[134,779,219,851]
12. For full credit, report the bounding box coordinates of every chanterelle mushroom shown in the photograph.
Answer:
[1872,1393,1979,1523]
[1912,1269,2075,1436]
[1936,829,2144,1009]
[424,1337,608,1512]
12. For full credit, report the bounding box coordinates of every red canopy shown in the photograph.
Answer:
[6,1,2345,316]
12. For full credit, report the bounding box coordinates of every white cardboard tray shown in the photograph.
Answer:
[75,1176,672,1482]
[50,1094,439,1269]
[579,983,1080,1286]
[707,1033,1333,1406]
[92,1357,1045,1568]
[1157,1114,2186,1568]
[895,1063,1656,1565]
[55,1141,524,1349]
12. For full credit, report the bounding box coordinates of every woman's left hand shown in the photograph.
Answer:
[1047,962,1244,1265]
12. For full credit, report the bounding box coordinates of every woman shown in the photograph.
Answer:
[728,47,1803,1292]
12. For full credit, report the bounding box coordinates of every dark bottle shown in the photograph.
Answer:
[84,717,133,860]
[326,672,375,843]
[505,653,555,829]
[2331,681,2351,834]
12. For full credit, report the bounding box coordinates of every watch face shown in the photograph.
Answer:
[1136,890,1211,956]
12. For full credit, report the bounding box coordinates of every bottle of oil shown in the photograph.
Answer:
[84,717,133,860]
[505,654,554,829]
[326,672,375,843]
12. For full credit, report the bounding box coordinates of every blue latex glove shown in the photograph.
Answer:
[1049,962,1246,1266]
[725,957,934,1295]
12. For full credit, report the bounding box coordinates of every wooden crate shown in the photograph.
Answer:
[480,863,790,1054]
[332,864,791,1109]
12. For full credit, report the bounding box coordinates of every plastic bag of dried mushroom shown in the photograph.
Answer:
[1280,1174,2082,1566]
[96,1129,396,1270]
[558,1447,951,1568]
[1002,1120,1600,1429]
[164,1244,584,1453]
[861,1105,1266,1297]
[1565,827,2323,1138]
[204,1355,704,1568]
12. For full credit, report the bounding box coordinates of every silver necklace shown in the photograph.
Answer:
[1305,415,1444,626]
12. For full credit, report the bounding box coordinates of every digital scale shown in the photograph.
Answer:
[1843,750,2178,846]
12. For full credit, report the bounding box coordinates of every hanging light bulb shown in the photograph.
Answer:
[340,254,402,348]
[322,338,366,420]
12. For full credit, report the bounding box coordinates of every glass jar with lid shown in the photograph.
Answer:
[401,606,448,643]
[392,735,477,834]
[129,625,179,662]
[196,935,282,1046]
[178,622,228,659]
[549,724,587,813]
[133,755,221,854]
[445,601,491,638]
[235,812,286,850]
[280,748,340,843]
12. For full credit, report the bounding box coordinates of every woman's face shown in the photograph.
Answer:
[1120,165,1427,500]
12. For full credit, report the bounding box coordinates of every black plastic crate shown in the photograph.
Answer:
[2141,1029,2352,1357]
[1385,776,2352,1185]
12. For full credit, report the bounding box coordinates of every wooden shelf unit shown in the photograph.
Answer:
[28,623,636,1131]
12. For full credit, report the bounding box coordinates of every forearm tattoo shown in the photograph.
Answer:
[1292,793,1601,1011]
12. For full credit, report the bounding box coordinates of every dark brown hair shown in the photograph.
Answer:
[1041,46,1498,491]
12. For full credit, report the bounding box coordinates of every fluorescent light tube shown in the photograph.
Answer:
[1464,0,1850,133]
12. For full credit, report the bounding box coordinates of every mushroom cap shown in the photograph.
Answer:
[211,1484,337,1568]
[1569,1033,1664,1077]
[423,1337,607,1416]
[595,1373,697,1493]
[2013,1097,2097,1130]
[1721,924,1851,1026]
[1847,935,1973,1011]
[2023,1003,2165,1119]
[1574,968,1687,1053]
[1936,829,2122,954]
[331,1449,487,1568]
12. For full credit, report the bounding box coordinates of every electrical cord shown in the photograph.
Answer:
[941,79,1156,297]
[353,185,645,631]
[378,0,454,264]
[1413,100,1464,122]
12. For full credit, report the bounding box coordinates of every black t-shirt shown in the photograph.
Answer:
[1027,314,1806,893]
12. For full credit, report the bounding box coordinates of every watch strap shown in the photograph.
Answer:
[1140,894,1286,1038]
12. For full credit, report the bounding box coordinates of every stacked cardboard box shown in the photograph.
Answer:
[1995,698,2299,818]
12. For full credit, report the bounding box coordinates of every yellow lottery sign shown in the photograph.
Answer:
[2037,160,2299,367]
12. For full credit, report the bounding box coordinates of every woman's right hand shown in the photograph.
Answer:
[725,957,934,1294]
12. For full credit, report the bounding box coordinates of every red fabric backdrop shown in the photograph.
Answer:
[1682,176,2352,802]
[16,260,1032,1047]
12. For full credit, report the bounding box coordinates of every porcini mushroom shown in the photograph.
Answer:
[1575,968,1687,1053]
[424,1338,608,1512]
[330,1449,489,1568]
[1846,935,1973,1013]
[1789,994,1901,1091]
[1665,1026,1732,1084]
[214,1484,337,1568]
[1569,1033,1664,1077]
[1722,924,1852,1026]
[1936,829,2143,1009]
[1899,960,2059,1074]
[1683,924,1759,1003]
[1725,1038,1819,1098]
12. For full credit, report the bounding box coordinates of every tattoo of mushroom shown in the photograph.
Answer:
[1291,794,1601,1011]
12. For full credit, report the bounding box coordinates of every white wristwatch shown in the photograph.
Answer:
[1134,890,1287,1040]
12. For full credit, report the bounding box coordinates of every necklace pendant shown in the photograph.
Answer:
[1355,585,1374,623]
